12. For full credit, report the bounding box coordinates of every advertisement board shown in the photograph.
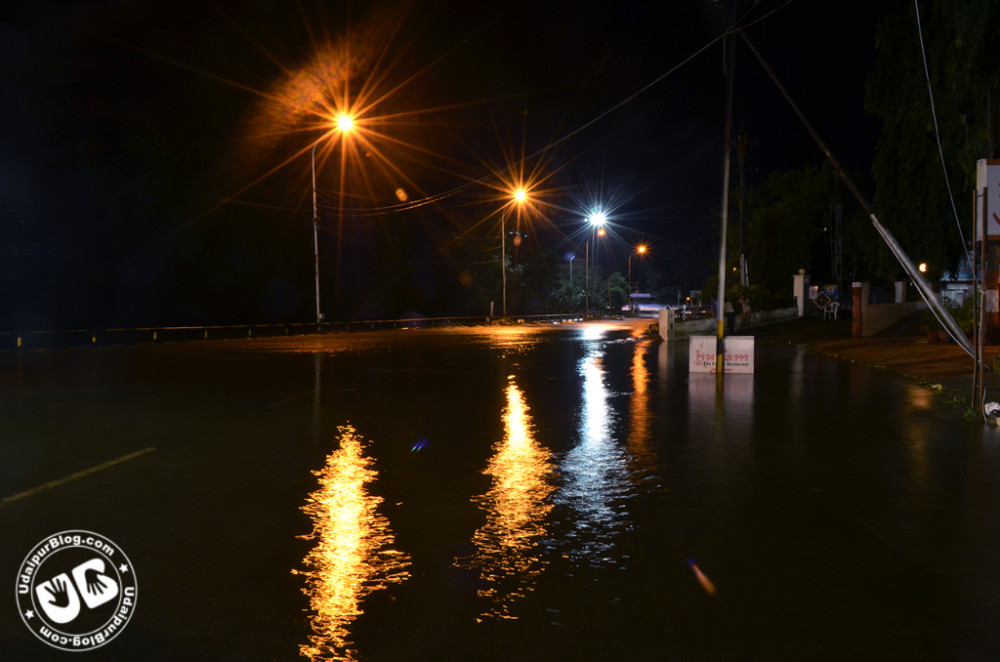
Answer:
[689,336,755,373]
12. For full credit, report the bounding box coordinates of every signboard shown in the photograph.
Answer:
[689,336,755,373]
[976,159,1000,240]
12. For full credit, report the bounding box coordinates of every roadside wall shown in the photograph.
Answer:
[862,302,926,336]
[660,306,797,340]
[855,283,927,337]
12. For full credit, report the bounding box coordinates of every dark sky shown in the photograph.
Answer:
[0,0,899,329]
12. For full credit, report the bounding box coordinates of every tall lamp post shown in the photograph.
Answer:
[311,141,322,325]
[501,189,527,319]
[585,210,607,315]
[627,244,648,316]
[627,244,647,291]
[310,113,355,325]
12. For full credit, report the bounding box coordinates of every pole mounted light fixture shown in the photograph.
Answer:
[311,113,355,324]
[585,209,608,316]
[311,113,358,325]
[628,244,648,315]
[501,189,528,318]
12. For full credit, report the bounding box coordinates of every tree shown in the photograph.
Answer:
[865,0,1000,281]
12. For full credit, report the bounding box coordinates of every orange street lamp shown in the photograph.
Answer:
[501,189,527,318]
[628,244,648,291]
[311,114,355,325]
[628,244,648,317]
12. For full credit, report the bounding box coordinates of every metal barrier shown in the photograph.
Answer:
[1,313,589,351]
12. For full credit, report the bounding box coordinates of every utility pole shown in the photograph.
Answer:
[830,177,843,289]
[734,130,751,289]
[715,8,736,374]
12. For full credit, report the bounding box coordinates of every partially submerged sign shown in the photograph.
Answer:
[689,336,755,373]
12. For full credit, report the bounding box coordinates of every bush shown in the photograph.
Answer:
[923,296,974,333]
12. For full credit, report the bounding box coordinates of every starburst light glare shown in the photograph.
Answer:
[336,113,354,133]
[588,210,607,226]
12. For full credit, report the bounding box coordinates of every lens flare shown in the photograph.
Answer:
[688,559,717,596]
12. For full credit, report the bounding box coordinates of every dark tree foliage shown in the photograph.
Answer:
[703,164,838,310]
[865,0,1000,281]
[749,166,832,293]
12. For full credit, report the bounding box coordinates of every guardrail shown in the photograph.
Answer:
[0,313,590,351]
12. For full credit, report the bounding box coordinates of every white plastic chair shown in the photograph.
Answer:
[823,301,840,320]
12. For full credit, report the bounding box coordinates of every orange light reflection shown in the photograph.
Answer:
[295,425,410,661]
[628,342,653,456]
[456,377,556,620]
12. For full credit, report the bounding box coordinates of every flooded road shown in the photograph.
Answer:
[3,321,1000,660]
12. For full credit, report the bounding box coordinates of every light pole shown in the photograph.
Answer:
[627,244,647,316]
[501,205,510,318]
[585,210,607,315]
[500,189,527,319]
[310,113,355,326]
[311,141,322,325]
[628,244,647,291]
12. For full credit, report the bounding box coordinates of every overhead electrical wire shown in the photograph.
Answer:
[281,2,804,220]
[913,0,971,277]
[914,0,990,416]
[313,32,732,218]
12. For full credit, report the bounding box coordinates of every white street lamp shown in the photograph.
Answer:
[585,210,607,315]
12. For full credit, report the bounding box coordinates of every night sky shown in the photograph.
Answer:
[1,0,898,330]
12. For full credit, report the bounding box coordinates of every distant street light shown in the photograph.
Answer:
[628,244,647,291]
[628,244,648,315]
[311,113,355,325]
[501,189,528,318]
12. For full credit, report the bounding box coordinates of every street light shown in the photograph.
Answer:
[628,244,647,292]
[501,189,527,318]
[311,113,355,325]
[336,113,354,133]
[585,210,607,315]
[627,244,648,316]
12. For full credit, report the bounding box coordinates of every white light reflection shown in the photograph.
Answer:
[295,425,410,661]
[687,372,755,430]
[457,377,556,620]
[557,331,631,566]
